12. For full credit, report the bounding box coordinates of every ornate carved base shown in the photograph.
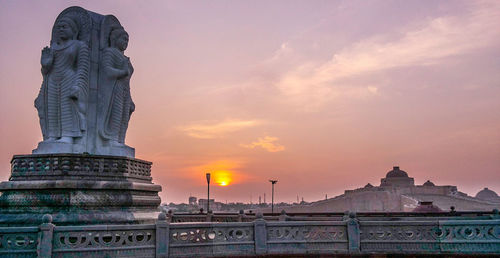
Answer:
[0,210,160,226]
[0,154,161,225]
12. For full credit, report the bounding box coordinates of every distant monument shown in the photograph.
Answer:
[380,166,414,187]
[280,166,500,213]
[0,6,161,225]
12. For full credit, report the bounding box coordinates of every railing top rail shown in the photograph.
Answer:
[54,223,155,232]
[266,221,347,226]
[172,211,497,217]
[0,226,39,233]
[361,221,439,226]
[360,219,500,225]
[439,219,500,225]
[170,222,254,228]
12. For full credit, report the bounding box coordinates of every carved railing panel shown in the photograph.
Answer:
[169,223,255,257]
[360,221,441,253]
[266,221,348,254]
[52,225,155,258]
[438,220,500,253]
[0,227,39,258]
[360,220,500,253]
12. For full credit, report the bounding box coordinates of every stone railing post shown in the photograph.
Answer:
[279,210,287,221]
[345,211,360,253]
[167,209,173,222]
[490,208,499,219]
[238,210,244,222]
[254,212,267,255]
[156,212,169,258]
[206,210,213,222]
[37,214,54,258]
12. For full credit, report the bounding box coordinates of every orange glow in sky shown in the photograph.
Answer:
[190,160,243,187]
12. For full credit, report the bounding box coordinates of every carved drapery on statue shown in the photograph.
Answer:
[35,7,90,143]
[33,7,135,157]
[98,16,135,146]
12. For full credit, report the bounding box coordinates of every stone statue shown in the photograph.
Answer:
[33,7,135,157]
[34,7,90,152]
[98,17,135,147]
[0,7,160,227]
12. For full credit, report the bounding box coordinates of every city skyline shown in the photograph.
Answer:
[0,0,499,204]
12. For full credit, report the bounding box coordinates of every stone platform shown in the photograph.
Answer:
[0,154,161,225]
[33,141,135,158]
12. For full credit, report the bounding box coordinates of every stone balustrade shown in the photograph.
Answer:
[1,212,499,257]
[10,154,152,182]
[168,210,498,223]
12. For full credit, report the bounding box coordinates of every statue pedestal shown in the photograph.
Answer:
[33,141,85,155]
[0,154,161,226]
[94,144,135,157]
[33,141,135,158]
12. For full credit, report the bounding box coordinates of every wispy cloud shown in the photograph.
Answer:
[240,136,285,152]
[180,119,259,139]
[272,1,500,110]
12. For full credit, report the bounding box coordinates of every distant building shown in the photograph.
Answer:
[198,198,215,207]
[475,188,500,203]
[198,198,223,211]
[188,196,197,205]
[281,166,500,212]
[380,166,414,187]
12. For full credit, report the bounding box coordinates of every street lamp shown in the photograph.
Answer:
[269,179,278,214]
[206,173,211,213]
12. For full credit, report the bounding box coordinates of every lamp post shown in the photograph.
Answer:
[206,173,211,213]
[269,180,278,214]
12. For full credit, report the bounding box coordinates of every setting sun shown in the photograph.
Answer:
[194,160,241,187]
[213,170,233,186]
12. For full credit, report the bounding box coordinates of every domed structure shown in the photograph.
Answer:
[423,180,435,186]
[386,166,409,178]
[475,187,500,202]
[380,166,414,187]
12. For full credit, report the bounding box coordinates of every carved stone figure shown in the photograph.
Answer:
[32,7,135,157]
[99,21,135,146]
[0,6,160,227]
[34,7,91,153]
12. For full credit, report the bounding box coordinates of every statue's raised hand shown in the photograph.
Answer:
[41,47,53,70]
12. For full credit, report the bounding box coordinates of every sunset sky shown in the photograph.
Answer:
[0,0,499,204]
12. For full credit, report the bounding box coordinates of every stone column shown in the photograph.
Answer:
[346,211,360,253]
[254,212,267,255]
[156,212,169,258]
[37,214,54,258]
